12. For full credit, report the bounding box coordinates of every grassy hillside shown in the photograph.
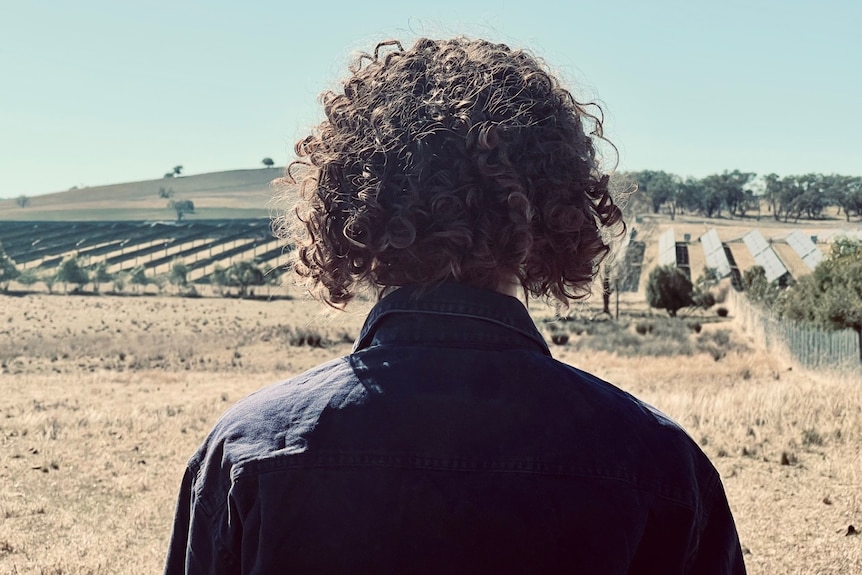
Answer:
[0,168,287,221]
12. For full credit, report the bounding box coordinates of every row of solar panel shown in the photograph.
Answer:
[657,228,824,283]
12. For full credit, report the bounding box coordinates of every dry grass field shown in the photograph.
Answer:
[0,169,279,221]
[1,290,860,574]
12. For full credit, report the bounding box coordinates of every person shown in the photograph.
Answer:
[165,37,746,574]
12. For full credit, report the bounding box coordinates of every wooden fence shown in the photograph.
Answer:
[727,289,861,381]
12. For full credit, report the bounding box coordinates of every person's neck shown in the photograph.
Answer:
[496,276,523,299]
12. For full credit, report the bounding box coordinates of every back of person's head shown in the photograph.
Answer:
[275,37,625,307]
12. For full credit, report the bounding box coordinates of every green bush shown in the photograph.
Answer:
[16,269,39,288]
[56,256,89,292]
[743,266,781,306]
[0,242,20,292]
[777,237,861,339]
[646,265,695,317]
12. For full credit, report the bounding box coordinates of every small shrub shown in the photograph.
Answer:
[692,289,716,311]
[634,322,653,335]
[780,451,797,466]
[695,329,735,361]
[288,327,326,348]
[716,307,728,317]
[550,333,569,345]
[579,318,693,357]
[741,446,758,458]
[802,428,824,447]
[710,330,731,346]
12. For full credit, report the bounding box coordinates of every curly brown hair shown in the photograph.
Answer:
[273,37,625,307]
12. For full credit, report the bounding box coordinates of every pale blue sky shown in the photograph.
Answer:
[1,0,859,197]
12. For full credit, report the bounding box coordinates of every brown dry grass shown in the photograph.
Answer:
[0,168,280,221]
[1,292,860,574]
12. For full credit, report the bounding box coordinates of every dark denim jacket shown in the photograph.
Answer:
[165,284,745,574]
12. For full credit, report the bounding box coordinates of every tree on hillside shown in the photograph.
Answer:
[56,256,89,293]
[629,170,679,217]
[91,261,113,293]
[168,199,195,221]
[763,173,782,218]
[699,170,754,218]
[15,195,30,208]
[793,173,830,220]
[168,259,190,293]
[0,242,20,292]
[646,265,696,317]
[647,172,680,219]
[764,173,832,222]
[675,177,706,216]
[623,169,859,222]
[228,260,265,298]
[697,176,727,219]
[173,165,183,177]
[129,266,149,293]
[722,170,755,217]
[262,157,275,168]
[41,270,57,294]
[152,273,168,295]
[210,265,231,296]
[827,175,862,222]
[765,174,801,222]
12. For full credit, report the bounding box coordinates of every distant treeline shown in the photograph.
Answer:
[621,170,862,222]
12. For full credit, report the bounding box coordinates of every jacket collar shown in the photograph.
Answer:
[353,283,551,356]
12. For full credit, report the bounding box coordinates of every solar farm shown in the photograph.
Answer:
[641,222,851,292]
[0,219,287,286]
[3,213,860,295]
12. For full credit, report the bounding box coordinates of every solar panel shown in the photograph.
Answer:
[658,228,676,266]
[700,229,732,278]
[785,230,824,270]
[743,229,788,283]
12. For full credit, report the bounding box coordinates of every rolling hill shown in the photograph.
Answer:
[0,168,287,221]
